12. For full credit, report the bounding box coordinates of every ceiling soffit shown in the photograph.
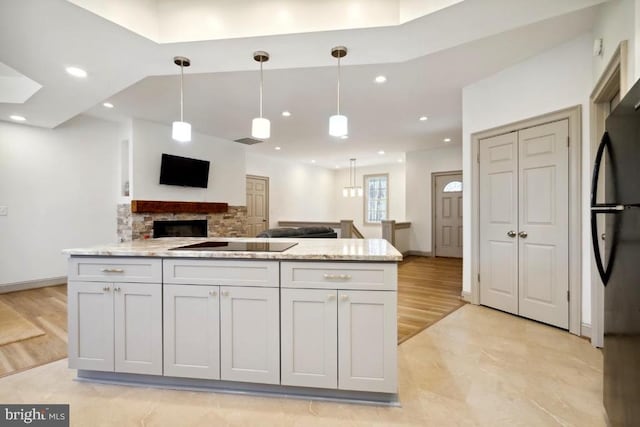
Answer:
[65,0,465,43]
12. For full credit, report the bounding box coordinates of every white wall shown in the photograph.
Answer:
[405,145,462,253]
[245,153,336,227]
[131,119,246,205]
[0,115,125,286]
[637,0,640,80]
[333,162,406,238]
[592,0,636,89]
[462,34,593,322]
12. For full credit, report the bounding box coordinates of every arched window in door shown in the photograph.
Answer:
[443,181,462,193]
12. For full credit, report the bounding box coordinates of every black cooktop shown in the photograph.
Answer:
[169,241,298,252]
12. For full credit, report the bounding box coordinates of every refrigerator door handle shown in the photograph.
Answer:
[590,132,611,208]
[591,211,611,285]
[590,132,614,286]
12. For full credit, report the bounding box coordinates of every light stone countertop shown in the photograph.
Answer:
[63,237,402,262]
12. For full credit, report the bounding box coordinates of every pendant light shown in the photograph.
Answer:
[251,51,270,140]
[343,158,363,197]
[172,56,191,143]
[329,46,348,138]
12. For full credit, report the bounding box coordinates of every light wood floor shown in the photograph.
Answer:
[0,257,462,376]
[0,285,67,377]
[397,256,465,344]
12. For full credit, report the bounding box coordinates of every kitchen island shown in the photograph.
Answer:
[63,238,401,404]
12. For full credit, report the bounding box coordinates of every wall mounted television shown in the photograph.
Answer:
[159,153,210,188]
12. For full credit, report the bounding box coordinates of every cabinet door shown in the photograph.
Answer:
[338,291,397,393]
[68,281,114,372]
[281,289,337,388]
[220,286,279,384]
[114,282,162,375]
[163,284,220,380]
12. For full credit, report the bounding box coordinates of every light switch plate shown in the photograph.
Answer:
[0,206,7,216]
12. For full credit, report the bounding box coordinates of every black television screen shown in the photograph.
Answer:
[159,153,210,188]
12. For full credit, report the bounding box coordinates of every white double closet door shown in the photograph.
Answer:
[479,119,569,329]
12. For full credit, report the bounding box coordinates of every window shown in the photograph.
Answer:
[364,174,388,223]
[443,181,462,192]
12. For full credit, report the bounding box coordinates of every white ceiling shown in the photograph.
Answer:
[0,0,607,168]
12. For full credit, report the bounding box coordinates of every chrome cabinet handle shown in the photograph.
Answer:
[222,290,229,297]
[507,230,517,238]
[101,268,124,273]
[518,231,528,238]
[327,294,336,301]
[114,286,121,292]
[323,274,352,281]
[103,286,110,292]
[209,290,217,297]
[340,294,349,301]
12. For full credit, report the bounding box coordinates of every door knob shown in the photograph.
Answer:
[507,230,517,238]
[518,231,528,238]
[601,233,606,241]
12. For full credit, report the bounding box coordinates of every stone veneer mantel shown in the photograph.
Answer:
[64,237,402,261]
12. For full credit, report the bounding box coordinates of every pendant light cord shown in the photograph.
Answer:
[337,55,341,115]
[180,63,184,122]
[259,59,264,118]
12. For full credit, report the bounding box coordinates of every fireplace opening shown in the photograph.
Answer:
[153,220,207,238]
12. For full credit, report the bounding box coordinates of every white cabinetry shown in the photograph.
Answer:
[163,284,220,380]
[68,282,114,372]
[163,259,280,385]
[281,289,338,388]
[338,290,396,393]
[280,262,397,393]
[220,286,279,384]
[68,258,162,376]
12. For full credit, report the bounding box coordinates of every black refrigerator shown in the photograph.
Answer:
[591,78,640,426]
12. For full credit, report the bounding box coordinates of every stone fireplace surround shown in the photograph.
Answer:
[117,201,247,242]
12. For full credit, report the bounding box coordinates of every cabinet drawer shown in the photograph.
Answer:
[281,262,397,291]
[163,259,278,287]
[69,257,162,283]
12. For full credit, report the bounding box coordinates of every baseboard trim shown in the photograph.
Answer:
[461,291,472,303]
[403,250,432,257]
[581,322,592,339]
[0,276,67,294]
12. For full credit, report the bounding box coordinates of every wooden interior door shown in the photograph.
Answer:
[517,120,569,329]
[246,176,268,237]
[479,132,519,315]
[434,173,463,258]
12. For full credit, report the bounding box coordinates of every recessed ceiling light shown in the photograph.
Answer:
[340,135,349,139]
[281,111,291,117]
[9,115,26,122]
[311,160,316,163]
[274,146,281,150]
[374,75,387,83]
[444,138,451,142]
[66,66,88,78]
[378,150,385,155]
[103,102,114,109]
[398,159,403,163]
[335,165,339,169]
[419,116,428,121]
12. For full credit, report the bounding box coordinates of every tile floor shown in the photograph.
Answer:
[0,305,606,426]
